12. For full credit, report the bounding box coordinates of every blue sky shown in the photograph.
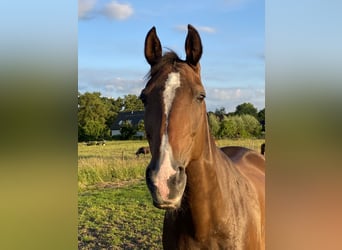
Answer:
[78,0,264,112]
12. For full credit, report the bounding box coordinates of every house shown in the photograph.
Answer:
[110,111,145,137]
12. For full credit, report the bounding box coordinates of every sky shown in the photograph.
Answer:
[78,0,264,112]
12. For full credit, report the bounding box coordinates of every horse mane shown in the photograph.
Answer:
[146,51,184,80]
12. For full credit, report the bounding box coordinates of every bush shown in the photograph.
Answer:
[241,114,262,138]
[208,113,220,137]
[120,121,137,140]
[217,114,262,139]
[218,116,239,138]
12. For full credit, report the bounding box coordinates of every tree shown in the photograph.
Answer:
[78,92,110,141]
[208,112,220,138]
[137,119,145,133]
[257,108,265,132]
[216,114,261,139]
[218,116,239,138]
[122,94,144,112]
[214,107,226,120]
[102,96,124,130]
[234,116,246,138]
[119,120,137,140]
[234,103,258,118]
[240,114,262,138]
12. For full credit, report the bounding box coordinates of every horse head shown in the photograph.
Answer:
[140,25,208,209]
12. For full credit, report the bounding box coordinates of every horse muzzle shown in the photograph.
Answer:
[146,165,186,210]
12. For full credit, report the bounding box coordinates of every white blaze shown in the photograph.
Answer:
[163,72,181,121]
[155,72,181,200]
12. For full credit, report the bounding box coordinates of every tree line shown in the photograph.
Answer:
[208,103,265,139]
[78,92,144,141]
[78,92,265,141]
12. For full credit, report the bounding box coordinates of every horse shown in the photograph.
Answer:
[260,143,265,156]
[220,146,265,172]
[140,24,265,250]
[136,146,150,157]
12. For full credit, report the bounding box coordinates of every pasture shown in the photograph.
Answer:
[78,139,264,249]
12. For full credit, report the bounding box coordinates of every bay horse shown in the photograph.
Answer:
[140,24,265,249]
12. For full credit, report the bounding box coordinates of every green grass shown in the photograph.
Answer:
[78,181,164,249]
[78,139,265,249]
[78,141,151,189]
[215,138,265,152]
[78,139,264,189]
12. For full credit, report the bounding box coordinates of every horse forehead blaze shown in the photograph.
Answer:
[152,72,181,200]
[163,72,181,119]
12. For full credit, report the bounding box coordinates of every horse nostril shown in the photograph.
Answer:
[177,166,184,174]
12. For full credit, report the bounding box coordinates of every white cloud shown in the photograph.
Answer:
[78,0,97,19]
[78,68,145,98]
[205,87,265,112]
[103,1,134,20]
[78,0,134,21]
[198,26,217,33]
[104,77,144,96]
[209,88,245,100]
[175,25,216,34]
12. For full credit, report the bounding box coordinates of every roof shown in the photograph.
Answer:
[110,111,145,130]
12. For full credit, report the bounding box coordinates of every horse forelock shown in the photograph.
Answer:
[146,51,182,79]
[144,51,202,95]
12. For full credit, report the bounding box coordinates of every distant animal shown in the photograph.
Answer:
[96,140,106,146]
[86,140,105,146]
[86,141,96,146]
[136,146,150,157]
[261,143,265,155]
[141,25,265,249]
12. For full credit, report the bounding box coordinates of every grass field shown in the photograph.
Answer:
[78,139,264,249]
[78,140,151,188]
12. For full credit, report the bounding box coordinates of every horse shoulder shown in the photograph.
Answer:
[220,146,265,250]
[220,146,264,202]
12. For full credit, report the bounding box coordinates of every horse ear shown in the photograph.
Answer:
[185,24,202,66]
[145,26,162,66]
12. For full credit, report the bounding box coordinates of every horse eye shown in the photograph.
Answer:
[196,92,206,102]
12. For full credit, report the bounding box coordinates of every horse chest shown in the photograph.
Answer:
[177,237,234,250]
[165,231,242,250]
[163,213,247,250]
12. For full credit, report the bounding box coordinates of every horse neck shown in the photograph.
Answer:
[183,118,236,239]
